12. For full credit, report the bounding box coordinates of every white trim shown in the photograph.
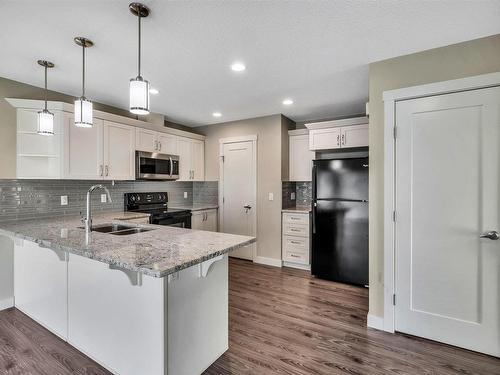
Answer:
[383,71,500,102]
[219,135,258,262]
[0,297,14,311]
[282,261,310,271]
[367,313,384,330]
[218,134,257,144]
[254,256,282,268]
[5,98,205,141]
[382,71,500,334]
[305,116,368,130]
[288,129,309,136]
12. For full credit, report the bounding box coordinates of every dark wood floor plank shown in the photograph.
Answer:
[1,258,499,375]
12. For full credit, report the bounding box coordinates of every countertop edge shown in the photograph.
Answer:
[0,226,256,278]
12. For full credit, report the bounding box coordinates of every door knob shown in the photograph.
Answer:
[480,230,499,240]
[243,205,252,213]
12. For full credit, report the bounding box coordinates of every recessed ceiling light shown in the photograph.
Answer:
[282,99,294,105]
[212,112,222,117]
[230,62,246,72]
[149,87,159,95]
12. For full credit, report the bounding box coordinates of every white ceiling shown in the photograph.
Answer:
[1,1,500,127]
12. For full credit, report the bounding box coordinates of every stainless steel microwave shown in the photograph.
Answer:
[135,151,179,180]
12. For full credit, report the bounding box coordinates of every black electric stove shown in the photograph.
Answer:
[124,192,191,228]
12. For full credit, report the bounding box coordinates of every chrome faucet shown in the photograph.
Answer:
[83,184,112,233]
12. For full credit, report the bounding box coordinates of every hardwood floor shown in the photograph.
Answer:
[0,258,499,374]
[204,258,500,375]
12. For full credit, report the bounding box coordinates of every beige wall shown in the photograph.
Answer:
[368,34,500,318]
[197,115,288,262]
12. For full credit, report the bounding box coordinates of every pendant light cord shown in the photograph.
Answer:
[82,43,86,98]
[138,10,141,77]
[44,65,48,111]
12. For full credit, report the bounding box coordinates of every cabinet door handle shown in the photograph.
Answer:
[158,141,162,151]
[99,165,103,177]
[291,241,301,245]
[105,165,109,177]
[336,134,340,146]
[341,134,345,146]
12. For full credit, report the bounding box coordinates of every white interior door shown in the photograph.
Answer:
[395,86,500,357]
[221,140,256,260]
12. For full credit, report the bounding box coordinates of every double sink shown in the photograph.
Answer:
[84,223,156,236]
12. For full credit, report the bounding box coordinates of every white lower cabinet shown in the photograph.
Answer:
[14,238,228,375]
[68,254,165,375]
[192,209,218,232]
[282,212,311,269]
[14,240,68,339]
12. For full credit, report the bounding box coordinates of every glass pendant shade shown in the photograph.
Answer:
[129,77,150,115]
[37,109,54,135]
[74,97,93,127]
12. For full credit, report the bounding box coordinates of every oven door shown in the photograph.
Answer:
[152,213,192,229]
[136,151,179,180]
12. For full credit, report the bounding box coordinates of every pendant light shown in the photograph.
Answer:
[37,60,55,136]
[74,37,94,127]
[129,2,150,115]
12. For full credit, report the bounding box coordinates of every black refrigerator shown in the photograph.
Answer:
[311,157,369,286]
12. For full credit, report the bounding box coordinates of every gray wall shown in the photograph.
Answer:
[196,114,288,262]
[368,33,500,319]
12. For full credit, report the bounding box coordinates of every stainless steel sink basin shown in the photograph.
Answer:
[79,223,156,235]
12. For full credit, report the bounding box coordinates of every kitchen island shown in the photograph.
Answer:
[0,212,255,375]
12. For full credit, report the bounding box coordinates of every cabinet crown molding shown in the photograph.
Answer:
[288,129,309,136]
[305,116,368,130]
[5,98,205,141]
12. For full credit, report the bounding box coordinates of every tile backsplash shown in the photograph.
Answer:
[282,181,312,209]
[0,179,218,222]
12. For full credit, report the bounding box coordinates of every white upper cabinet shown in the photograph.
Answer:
[136,128,178,155]
[289,130,314,181]
[306,116,369,150]
[157,133,178,155]
[64,117,103,180]
[177,137,205,181]
[135,128,157,153]
[103,121,136,180]
[7,99,204,181]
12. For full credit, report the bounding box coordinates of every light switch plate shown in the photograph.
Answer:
[268,192,274,201]
[60,195,68,206]
[101,194,107,203]
[184,192,188,199]
[291,192,296,200]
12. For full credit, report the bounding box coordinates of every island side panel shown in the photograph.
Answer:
[14,239,68,340]
[67,253,166,375]
[167,255,229,375]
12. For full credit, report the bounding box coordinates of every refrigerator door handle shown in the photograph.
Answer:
[312,202,317,234]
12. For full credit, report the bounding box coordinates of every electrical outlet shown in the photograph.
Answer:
[101,194,107,203]
[60,195,68,206]
[184,192,188,199]
[291,192,296,200]
[268,192,274,201]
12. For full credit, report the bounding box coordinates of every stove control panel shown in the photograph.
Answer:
[125,192,168,208]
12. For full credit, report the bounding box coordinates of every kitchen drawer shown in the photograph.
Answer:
[283,223,309,237]
[283,249,308,264]
[283,213,309,225]
[283,236,309,254]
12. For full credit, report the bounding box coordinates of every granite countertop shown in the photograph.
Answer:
[282,206,312,213]
[113,212,150,220]
[0,212,255,278]
[169,204,219,212]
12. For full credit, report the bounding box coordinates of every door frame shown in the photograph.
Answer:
[382,71,500,333]
[218,135,258,261]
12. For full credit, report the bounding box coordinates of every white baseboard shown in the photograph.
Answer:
[282,261,311,271]
[367,313,384,331]
[253,256,282,268]
[0,297,14,311]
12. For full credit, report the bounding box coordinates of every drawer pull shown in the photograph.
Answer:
[291,241,301,244]
[290,254,300,258]
[290,229,300,232]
